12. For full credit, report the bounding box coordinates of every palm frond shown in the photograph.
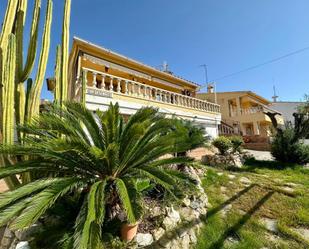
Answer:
[115,178,142,224]
[80,180,106,249]
[0,178,67,209]
[10,177,84,230]
[0,198,30,227]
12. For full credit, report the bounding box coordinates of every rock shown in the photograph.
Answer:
[15,241,31,249]
[228,174,236,180]
[220,186,227,192]
[182,197,191,207]
[3,228,14,238]
[183,166,202,184]
[224,236,239,247]
[179,207,200,222]
[202,154,244,168]
[163,216,178,230]
[176,227,187,238]
[190,200,200,210]
[15,223,42,241]
[136,233,154,246]
[220,204,232,217]
[260,218,278,233]
[188,228,197,244]
[152,227,165,241]
[181,234,191,248]
[281,186,294,194]
[293,227,309,241]
[163,207,181,230]
[239,177,251,185]
[284,182,298,188]
[151,206,162,217]
[166,207,181,223]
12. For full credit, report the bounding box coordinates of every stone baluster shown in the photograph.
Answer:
[117,78,121,93]
[130,82,134,95]
[92,72,97,87]
[109,77,113,92]
[148,87,152,99]
[157,90,161,101]
[101,75,105,89]
[125,81,129,95]
[153,89,157,100]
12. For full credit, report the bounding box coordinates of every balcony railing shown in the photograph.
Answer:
[241,106,264,115]
[230,106,264,117]
[80,67,220,113]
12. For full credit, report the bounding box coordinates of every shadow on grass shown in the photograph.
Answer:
[207,190,274,249]
[226,158,300,173]
[146,184,257,248]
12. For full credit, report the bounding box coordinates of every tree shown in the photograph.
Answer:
[0,102,197,248]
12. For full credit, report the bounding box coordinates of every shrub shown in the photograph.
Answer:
[271,128,309,165]
[229,136,244,153]
[212,136,232,155]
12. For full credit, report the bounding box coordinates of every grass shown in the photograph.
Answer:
[195,160,309,249]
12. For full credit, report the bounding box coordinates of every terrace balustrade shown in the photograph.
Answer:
[80,67,220,113]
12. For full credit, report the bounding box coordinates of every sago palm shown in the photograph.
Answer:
[0,102,201,248]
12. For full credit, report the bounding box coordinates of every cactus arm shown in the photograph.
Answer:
[24,78,33,123]
[3,34,16,145]
[27,0,53,121]
[15,0,28,78]
[60,0,72,104]
[0,0,18,49]
[19,0,41,82]
[1,34,20,189]
[54,45,61,102]
[0,0,18,137]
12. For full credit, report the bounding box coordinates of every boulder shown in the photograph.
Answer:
[181,234,191,248]
[15,241,31,249]
[202,153,244,168]
[136,233,154,246]
[152,227,165,241]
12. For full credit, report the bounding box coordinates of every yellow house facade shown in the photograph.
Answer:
[68,37,221,137]
[197,91,284,137]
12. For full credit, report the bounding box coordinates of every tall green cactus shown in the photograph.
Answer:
[54,45,61,102]
[27,0,53,121]
[0,0,68,189]
[54,0,71,105]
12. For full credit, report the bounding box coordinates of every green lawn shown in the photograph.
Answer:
[195,161,309,249]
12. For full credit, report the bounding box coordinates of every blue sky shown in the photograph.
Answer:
[1,0,309,101]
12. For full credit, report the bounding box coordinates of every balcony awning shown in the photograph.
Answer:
[83,54,184,91]
[83,54,152,80]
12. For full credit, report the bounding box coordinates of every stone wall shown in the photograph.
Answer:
[133,167,208,249]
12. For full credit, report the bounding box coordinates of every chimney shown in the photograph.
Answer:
[207,84,214,93]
